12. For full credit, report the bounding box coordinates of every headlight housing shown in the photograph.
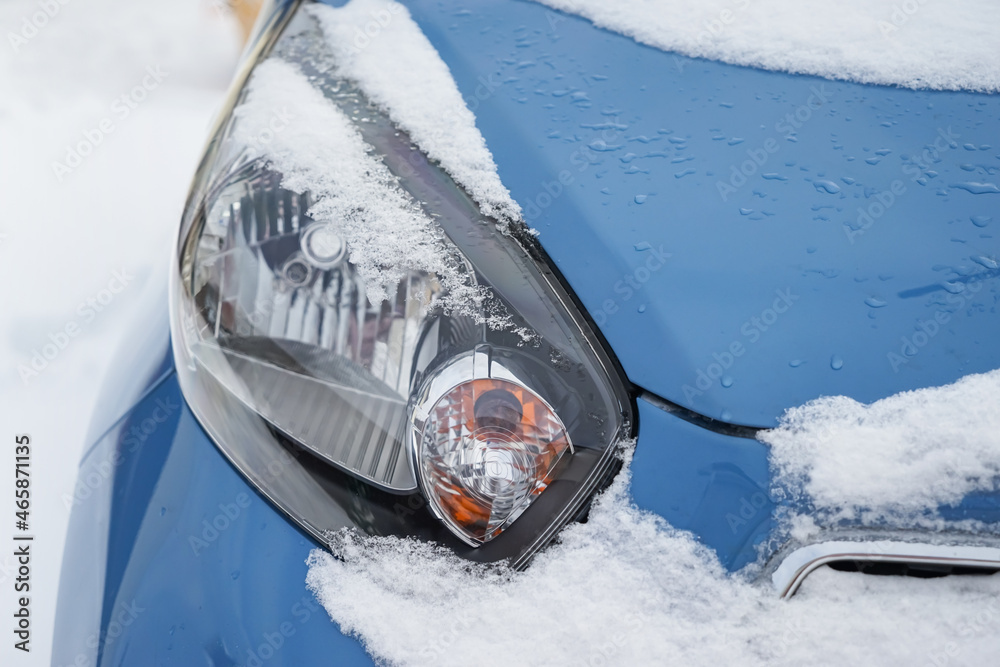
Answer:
[170,1,632,566]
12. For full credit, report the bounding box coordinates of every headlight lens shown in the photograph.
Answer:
[170,2,632,566]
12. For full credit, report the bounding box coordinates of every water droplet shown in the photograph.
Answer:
[971,215,992,227]
[634,194,647,204]
[634,241,652,251]
[637,304,646,313]
[813,179,841,194]
[674,168,696,179]
[739,208,753,216]
[762,173,788,181]
[160,507,166,516]
[951,182,1000,195]
[720,410,733,422]
[942,281,965,294]
[789,359,803,368]
[830,355,844,370]
[721,375,733,388]
[973,255,999,270]
[231,570,241,581]
[589,139,621,152]
[864,296,887,308]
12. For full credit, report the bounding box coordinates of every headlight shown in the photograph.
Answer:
[170,1,632,566]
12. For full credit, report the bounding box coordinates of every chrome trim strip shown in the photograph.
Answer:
[772,541,1000,599]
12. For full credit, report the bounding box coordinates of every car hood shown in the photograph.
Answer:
[405,0,1000,428]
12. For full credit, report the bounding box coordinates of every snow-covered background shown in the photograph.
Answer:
[0,1,241,664]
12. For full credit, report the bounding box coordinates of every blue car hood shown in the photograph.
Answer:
[405,0,1000,427]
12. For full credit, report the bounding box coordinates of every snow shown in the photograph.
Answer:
[763,369,1000,525]
[535,0,1000,92]
[307,449,1000,667]
[0,1,240,664]
[308,0,523,228]
[234,57,496,315]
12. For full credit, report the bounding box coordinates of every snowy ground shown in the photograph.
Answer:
[0,1,240,664]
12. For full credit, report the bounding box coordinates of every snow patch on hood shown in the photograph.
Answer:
[233,58,490,312]
[763,369,1000,524]
[308,0,523,228]
[306,448,1000,667]
[535,0,1000,92]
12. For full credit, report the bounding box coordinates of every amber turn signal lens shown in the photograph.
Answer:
[416,378,572,545]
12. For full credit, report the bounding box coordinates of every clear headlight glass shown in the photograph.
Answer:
[170,1,632,566]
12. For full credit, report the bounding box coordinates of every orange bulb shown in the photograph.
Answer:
[417,378,572,545]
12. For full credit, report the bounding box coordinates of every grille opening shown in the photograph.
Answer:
[828,560,1000,579]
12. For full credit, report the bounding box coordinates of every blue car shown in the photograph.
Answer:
[54,0,1000,665]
